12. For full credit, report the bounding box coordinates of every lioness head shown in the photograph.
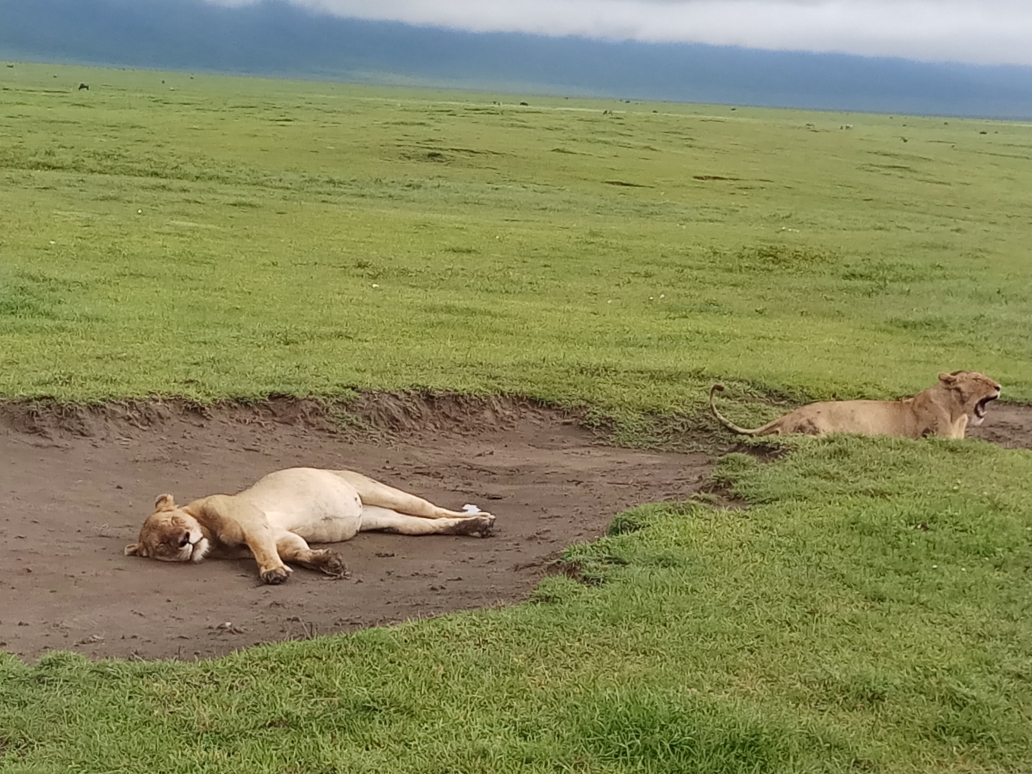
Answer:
[124,494,211,563]
[939,370,1001,426]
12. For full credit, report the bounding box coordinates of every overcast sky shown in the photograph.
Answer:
[208,0,1032,67]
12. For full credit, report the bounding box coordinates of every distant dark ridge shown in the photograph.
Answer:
[3,0,1032,118]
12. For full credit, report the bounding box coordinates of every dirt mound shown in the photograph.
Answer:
[0,392,580,441]
[346,391,572,436]
[0,395,711,661]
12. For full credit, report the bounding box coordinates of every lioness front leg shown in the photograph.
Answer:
[277,533,348,579]
[243,527,292,584]
[950,414,969,439]
[923,415,968,440]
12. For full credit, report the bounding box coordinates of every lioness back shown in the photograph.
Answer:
[784,400,920,437]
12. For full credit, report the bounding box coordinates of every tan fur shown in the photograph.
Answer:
[125,468,495,584]
[710,371,1000,439]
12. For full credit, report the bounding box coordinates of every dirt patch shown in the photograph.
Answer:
[2,395,1026,663]
[0,395,713,661]
[965,402,1032,450]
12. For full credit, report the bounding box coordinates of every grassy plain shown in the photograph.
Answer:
[2,62,1032,773]
[2,61,1032,418]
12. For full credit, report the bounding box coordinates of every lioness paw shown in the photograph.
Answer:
[260,566,291,585]
[453,513,496,537]
[318,551,349,579]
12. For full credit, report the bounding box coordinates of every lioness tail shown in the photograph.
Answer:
[708,384,780,436]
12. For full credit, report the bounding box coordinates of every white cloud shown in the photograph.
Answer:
[208,0,1032,67]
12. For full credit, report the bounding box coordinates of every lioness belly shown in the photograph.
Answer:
[237,468,364,543]
[291,513,363,543]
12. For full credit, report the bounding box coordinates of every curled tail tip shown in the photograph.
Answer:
[710,383,726,395]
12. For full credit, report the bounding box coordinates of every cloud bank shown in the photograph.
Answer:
[208,0,1032,67]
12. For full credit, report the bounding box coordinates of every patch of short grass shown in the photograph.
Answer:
[2,437,1031,773]
[2,62,1032,416]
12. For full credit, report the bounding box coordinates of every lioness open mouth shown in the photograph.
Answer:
[974,395,998,422]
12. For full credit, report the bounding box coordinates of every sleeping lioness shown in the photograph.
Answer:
[125,468,495,584]
[710,370,1000,439]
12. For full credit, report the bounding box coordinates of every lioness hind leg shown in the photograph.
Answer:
[276,534,348,578]
[336,471,475,520]
[359,506,495,537]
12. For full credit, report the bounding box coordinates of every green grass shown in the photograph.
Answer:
[2,61,1032,413]
[3,437,1031,773]
[3,61,1032,772]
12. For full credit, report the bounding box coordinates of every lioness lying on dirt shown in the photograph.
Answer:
[125,468,495,584]
[710,370,1000,439]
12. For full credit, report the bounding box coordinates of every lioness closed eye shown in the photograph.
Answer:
[710,370,1000,439]
[125,468,495,584]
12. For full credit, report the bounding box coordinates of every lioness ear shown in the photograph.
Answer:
[939,372,958,385]
[125,543,146,557]
[154,493,176,510]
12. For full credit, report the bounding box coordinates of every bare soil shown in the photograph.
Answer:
[2,395,1026,663]
[962,402,1032,450]
[0,395,715,661]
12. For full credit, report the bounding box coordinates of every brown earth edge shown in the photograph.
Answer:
[1,393,1029,663]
